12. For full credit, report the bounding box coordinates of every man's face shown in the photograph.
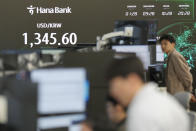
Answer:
[109,76,134,107]
[81,123,92,131]
[106,102,118,123]
[161,39,175,54]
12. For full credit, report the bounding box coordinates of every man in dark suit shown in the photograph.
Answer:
[160,34,193,95]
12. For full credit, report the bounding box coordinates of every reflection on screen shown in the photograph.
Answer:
[31,68,88,114]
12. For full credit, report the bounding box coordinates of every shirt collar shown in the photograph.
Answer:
[167,48,175,57]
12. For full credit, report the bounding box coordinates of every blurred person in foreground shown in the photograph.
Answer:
[106,94,126,131]
[160,34,193,95]
[106,56,190,131]
[81,120,93,131]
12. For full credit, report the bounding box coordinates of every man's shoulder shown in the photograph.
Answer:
[127,84,190,131]
[128,85,188,123]
[170,49,185,61]
[129,85,169,110]
[129,84,184,114]
[171,49,181,57]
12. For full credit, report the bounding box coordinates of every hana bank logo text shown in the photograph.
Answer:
[27,5,72,15]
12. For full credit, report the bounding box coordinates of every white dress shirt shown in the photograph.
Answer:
[127,82,190,131]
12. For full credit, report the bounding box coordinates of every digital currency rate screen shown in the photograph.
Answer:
[0,0,195,49]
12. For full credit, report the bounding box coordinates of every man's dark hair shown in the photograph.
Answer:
[106,94,127,111]
[159,34,176,44]
[106,94,118,106]
[106,56,145,82]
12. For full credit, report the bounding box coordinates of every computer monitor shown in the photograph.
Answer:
[114,20,157,45]
[31,68,89,115]
[148,64,165,87]
[156,45,165,62]
[37,114,85,131]
[62,51,115,87]
[112,45,150,69]
[114,52,136,59]
[61,51,116,126]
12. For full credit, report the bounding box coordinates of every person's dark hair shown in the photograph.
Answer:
[106,94,118,106]
[106,56,145,82]
[106,94,127,111]
[159,34,176,44]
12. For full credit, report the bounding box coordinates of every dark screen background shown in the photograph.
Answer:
[0,0,195,49]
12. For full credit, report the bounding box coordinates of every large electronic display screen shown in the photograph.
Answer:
[0,0,195,49]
